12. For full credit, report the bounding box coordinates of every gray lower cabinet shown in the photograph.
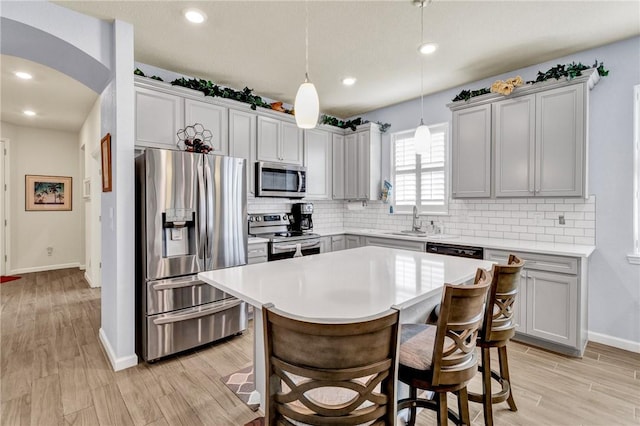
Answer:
[319,236,332,253]
[346,235,363,249]
[484,249,586,356]
[247,242,268,264]
[331,235,346,252]
[363,236,426,252]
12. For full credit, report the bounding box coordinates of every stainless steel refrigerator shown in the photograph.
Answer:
[135,148,248,362]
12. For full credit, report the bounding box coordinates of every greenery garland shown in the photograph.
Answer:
[452,60,609,102]
[134,69,392,132]
[134,68,163,81]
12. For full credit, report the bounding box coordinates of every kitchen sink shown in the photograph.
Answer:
[385,230,427,236]
[384,231,459,240]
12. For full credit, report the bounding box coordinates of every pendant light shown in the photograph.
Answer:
[414,0,431,155]
[294,0,319,129]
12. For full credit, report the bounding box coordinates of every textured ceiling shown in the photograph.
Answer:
[2,1,639,132]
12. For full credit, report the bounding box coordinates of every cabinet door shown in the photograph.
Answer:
[494,95,535,197]
[514,270,526,333]
[257,116,281,162]
[332,134,345,199]
[304,129,332,199]
[346,235,362,249]
[451,104,491,198]
[281,121,304,165]
[319,236,332,253]
[535,85,584,196]
[364,237,425,252]
[526,270,577,347]
[331,235,346,251]
[357,131,371,199]
[344,134,359,199]
[229,109,257,195]
[135,87,183,149]
[184,99,229,155]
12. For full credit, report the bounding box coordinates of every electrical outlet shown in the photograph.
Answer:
[558,214,566,225]
[47,246,53,256]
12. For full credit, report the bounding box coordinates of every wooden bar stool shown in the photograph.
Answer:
[262,303,400,425]
[469,254,525,426]
[398,270,491,426]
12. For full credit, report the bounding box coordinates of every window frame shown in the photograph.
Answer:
[390,122,450,216]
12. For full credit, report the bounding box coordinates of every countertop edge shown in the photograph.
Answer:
[313,228,595,258]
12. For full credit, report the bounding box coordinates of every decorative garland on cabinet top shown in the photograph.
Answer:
[134,69,391,133]
[451,60,609,102]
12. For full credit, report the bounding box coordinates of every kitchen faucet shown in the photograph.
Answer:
[412,205,422,232]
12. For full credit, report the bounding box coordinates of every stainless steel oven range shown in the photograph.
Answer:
[248,213,320,261]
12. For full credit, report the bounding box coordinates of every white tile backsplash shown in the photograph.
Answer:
[248,196,596,246]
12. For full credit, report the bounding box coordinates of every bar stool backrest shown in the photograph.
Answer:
[480,254,525,343]
[263,304,400,426]
[430,271,491,387]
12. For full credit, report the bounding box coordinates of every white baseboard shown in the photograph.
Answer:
[11,262,81,275]
[79,264,86,270]
[98,328,138,371]
[84,271,94,287]
[588,331,640,353]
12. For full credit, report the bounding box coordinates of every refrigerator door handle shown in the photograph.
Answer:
[151,276,202,291]
[197,158,207,263]
[152,298,242,325]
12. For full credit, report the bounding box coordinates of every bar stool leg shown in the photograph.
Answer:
[407,386,418,426]
[436,392,448,426]
[481,347,494,426]
[498,345,517,412]
[457,387,471,426]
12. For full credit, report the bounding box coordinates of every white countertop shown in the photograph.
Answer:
[199,246,494,321]
[314,228,595,258]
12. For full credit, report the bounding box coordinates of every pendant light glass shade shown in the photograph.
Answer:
[414,120,431,155]
[295,0,319,129]
[295,77,319,129]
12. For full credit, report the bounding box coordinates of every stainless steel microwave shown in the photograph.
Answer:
[255,161,306,198]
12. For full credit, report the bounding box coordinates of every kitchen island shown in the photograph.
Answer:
[199,246,494,412]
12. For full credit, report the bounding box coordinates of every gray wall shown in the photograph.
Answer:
[360,36,640,347]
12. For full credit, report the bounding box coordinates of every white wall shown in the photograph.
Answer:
[359,36,640,349]
[1,121,83,274]
[79,98,102,287]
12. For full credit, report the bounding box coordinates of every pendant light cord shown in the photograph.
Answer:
[305,0,310,82]
[420,0,425,125]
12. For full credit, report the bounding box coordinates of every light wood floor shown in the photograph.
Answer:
[1,268,639,425]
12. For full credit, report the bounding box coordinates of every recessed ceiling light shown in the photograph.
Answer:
[15,71,33,80]
[184,8,207,24]
[418,42,438,55]
[342,77,357,86]
[23,110,36,116]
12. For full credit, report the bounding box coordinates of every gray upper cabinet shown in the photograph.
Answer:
[450,68,598,199]
[229,109,257,195]
[338,125,381,201]
[257,116,303,165]
[304,128,332,200]
[135,87,183,150]
[535,85,584,197]
[451,104,492,198]
[344,133,359,199]
[332,134,345,199]
[184,99,229,155]
[494,95,536,197]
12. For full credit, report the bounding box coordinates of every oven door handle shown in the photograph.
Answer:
[274,241,320,251]
[152,299,242,325]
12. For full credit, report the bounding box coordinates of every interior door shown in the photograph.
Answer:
[0,140,5,275]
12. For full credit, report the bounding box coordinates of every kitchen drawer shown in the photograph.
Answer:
[248,243,268,259]
[146,275,229,315]
[484,249,578,275]
[248,255,268,264]
[145,298,246,361]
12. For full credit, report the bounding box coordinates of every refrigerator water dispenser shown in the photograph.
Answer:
[162,209,195,257]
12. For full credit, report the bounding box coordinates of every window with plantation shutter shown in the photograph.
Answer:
[391,123,448,214]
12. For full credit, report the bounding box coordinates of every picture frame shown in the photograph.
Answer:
[101,133,112,192]
[25,175,72,211]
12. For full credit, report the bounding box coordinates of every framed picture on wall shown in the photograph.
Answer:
[101,133,112,192]
[25,175,73,211]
